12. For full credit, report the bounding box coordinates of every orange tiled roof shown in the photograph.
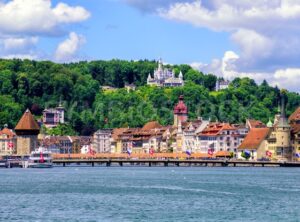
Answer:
[238,128,270,150]
[289,107,300,123]
[112,128,128,140]
[142,121,162,131]
[0,127,15,138]
[199,123,236,136]
[15,109,40,131]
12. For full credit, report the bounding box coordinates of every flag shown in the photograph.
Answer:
[149,147,154,155]
[266,150,272,157]
[39,152,45,163]
[7,142,14,149]
[295,153,300,158]
[127,148,132,155]
[244,150,251,158]
[88,146,96,155]
[186,149,192,156]
[208,148,214,156]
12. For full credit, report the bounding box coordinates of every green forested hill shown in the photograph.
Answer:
[0,59,299,135]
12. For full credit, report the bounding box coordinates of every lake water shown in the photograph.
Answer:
[1,167,300,222]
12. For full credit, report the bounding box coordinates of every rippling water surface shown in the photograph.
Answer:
[1,167,300,221]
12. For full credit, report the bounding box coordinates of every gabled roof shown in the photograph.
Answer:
[238,128,269,150]
[112,128,128,140]
[289,107,300,123]
[15,109,40,131]
[142,121,162,131]
[0,128,15,138]
[199,123,237,136]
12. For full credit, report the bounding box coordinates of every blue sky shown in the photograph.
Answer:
[42,0,235,65]
[0,0,300,92]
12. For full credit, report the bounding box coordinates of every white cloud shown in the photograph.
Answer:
[0,0,90,35]
[154,0,300,91]
[54,32,85,62]
[273,68,300,92]
[2,37,38,53]
[0,0,90,60]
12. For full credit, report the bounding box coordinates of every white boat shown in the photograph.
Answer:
[28,147,53,168]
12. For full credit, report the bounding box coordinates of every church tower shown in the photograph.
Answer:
[15,109,40,155]
[173,95,188,126]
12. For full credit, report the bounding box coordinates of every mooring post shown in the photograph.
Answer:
[119,162,123,166]
[149,162,152,167]
[63,162,66,167]
[92,162,94,167]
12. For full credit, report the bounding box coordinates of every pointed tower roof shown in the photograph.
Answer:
[277,93,290,128]
[174,95,188,114]
[179,71,183,79]
[267,119,273,128]
[15,109,40,134]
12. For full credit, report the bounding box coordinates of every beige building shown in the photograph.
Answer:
[265,98,292,161]
[15,109,40,155]
[0,127,17,155]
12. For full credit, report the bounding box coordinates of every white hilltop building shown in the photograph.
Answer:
[147,58,184,87]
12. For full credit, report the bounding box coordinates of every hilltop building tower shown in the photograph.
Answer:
[147,58,184,87]
[15,109,40,155]
[173,95,188,126]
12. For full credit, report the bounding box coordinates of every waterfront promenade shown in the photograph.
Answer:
[52,158,300,167]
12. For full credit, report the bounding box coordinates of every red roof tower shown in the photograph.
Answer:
[173,95,188,126]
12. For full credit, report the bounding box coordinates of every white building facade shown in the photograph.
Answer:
[147,59,184,87]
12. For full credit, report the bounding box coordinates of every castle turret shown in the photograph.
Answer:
[15,109,40,155]
[173,95,188,126]
[179,71,183,79]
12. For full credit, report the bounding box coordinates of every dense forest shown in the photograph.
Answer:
[0,59,299,136]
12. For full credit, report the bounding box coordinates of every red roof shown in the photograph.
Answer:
[15,109,40,131]
[238,128,269,150]
[0,128,15,138]
[289,107,300,123]
[174,95,188,114]
[142,121,162,131]
[199,123,237,136]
